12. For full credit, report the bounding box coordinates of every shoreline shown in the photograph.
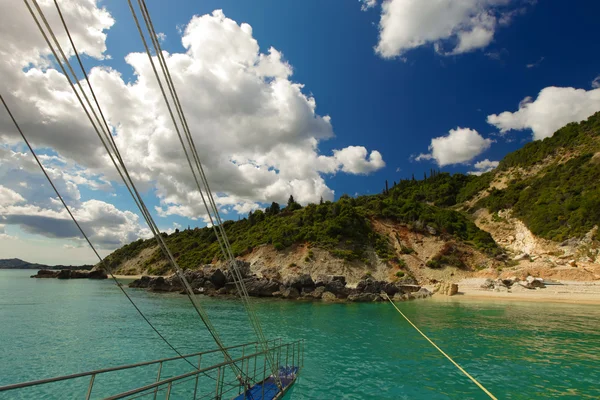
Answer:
[440,278,600,305]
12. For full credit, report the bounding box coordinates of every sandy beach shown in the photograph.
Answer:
[441,278,600,305]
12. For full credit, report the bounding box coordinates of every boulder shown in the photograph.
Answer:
[245,279,280,297]
[395,284,421,294]
[129,276,152,288]
[88,269,108,279]
[321,291,337,302]
[283,274,315,291]
[208,269,227,288]
[280,287,300,299]
[315,275,346,286]
[32,269,59,278]
[224,260,252,282]
[148,277,176,292]
[526,276,546,288]
[568,260,578,268]
[347,293,381,302]
[309,286,326,299]
[480,279,494,289]
[56,269,71,279]
[323,280,350,299]
[413,287,432,299]
[435,282,458,296]
[357,279,384,294]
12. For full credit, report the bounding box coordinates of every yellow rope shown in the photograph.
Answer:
[383,293,498,400]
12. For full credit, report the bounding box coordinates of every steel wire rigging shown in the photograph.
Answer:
[22,0,250,382]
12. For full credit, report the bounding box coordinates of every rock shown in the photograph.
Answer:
[208,269,227,288]
[224,260,251,282]
[283,274,315,291]
[480,278,494,289]
[31,269,59,278]
[435,282,458,296]
[526,276,545,288]
[216,287,227,295]
[357,279,384,294]
[347,293,381,302]
[321,291,337,302]
[395,284,421,294]
[148,277,179,292]
[412,287,432,299]
[513,253,530,261]
[245,278,280,297]
[568,259,578,268]
[426,225,437,235]
[129,276,152,288]
[322,279,350,299]
[309,286,326,299]
[88,269,108,279]
[315,275,346,286]
[56,270,72,279]
[392,293,405,301]
[280,287,300,299]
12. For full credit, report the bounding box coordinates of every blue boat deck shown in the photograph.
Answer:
[233,366,299,400]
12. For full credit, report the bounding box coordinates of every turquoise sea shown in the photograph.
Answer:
[1,269,599,399]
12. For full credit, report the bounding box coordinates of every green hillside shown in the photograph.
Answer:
[106,112,600,273]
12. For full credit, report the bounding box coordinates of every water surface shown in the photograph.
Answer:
[1,269,599,399]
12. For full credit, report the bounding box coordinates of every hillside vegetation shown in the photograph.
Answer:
[105,112,600,276]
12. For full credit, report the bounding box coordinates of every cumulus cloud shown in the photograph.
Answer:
[375,0,531,58]
[416,128,493,166]
[468,159,499,175]
[0,4,384,249]
[487,86,600,140]
[0,150,148,250]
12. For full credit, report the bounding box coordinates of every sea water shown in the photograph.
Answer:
[1,269,599,399]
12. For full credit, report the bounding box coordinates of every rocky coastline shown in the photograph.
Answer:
[31,269,108,280]
[127,261,433,303]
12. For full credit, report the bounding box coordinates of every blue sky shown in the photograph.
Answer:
[1,0,600,264]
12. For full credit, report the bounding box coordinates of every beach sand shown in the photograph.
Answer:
[439,278,600,305]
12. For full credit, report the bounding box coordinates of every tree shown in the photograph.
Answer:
[319,196,324,205]
[266,202,280,216]
[287,195,302,211]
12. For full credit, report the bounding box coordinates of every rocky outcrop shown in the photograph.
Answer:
[347,293,381,302]
[126,270,435,303]
[435,282,458,296]
[31,269,107,280]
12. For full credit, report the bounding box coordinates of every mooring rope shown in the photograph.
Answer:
[383,293,498,400]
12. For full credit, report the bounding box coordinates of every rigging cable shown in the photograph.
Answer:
[24,0,247,381]
[0,93,205,375]
[383,293,498,400]
[127,0,281,387]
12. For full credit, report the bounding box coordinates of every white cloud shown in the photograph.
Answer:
[331,146,385,174]
[592,76,600,89]
[374,0,530,59]
[487,86,600,140]
[468,159,499,175]
[0,6,385,249]
[416,128,493,166]
[360,0,378,11]
[0,185,25,206]
[156,32,166,43]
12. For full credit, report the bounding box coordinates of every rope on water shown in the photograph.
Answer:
[382,293,498,400]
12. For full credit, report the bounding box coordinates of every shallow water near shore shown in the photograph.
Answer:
[1,269,599,399]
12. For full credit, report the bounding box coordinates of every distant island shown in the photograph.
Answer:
[0,258,93,271]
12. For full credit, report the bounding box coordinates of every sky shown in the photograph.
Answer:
[1,0,600,265]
